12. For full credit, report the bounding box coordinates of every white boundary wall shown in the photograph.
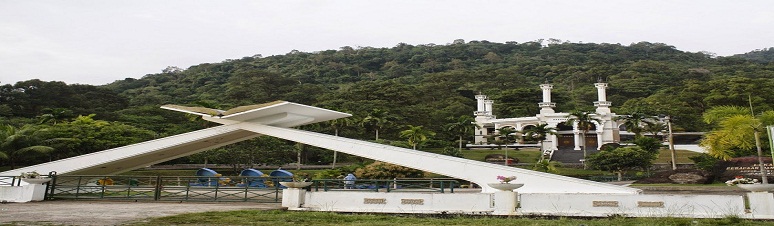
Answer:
[519,193,745,218]
[290,190,495,214]
[283,190,774,219]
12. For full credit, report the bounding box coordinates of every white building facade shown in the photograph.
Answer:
[473,83,621,153]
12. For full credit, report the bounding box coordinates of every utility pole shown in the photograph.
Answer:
[666,116,676,170]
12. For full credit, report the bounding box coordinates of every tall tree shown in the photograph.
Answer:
[495,127,518,166]
[522,123,557,160]
[566,111,601,167]
[643,121,667,136]
[700,106,774,160]
[360,109,394,140]
[586,146,657,181]
[0,124,54,169]
[615,112,656,138]
[701,105,774,184]
[327,116,355,168]
[400,125,436,150]
[445,116,478,153]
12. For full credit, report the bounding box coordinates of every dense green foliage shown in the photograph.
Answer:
[734,47,774,63]
[586,146,658,181]
[2,40,774,168]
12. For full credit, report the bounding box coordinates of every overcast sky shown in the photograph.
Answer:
[1,1,772,85]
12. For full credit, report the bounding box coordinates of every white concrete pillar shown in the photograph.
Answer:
[281,188,307,210]
[595,83,607,102]
[540,84,552,103]
[475,95,487,112]
[594,83,612,110]
[493,191,518,215]
[573,122,581,150]
[484,100,494,116]
[596,131,604,150]
[539,84,556,114]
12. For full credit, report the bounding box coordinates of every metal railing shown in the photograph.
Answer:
[0,176,22,187]
[311,178,458,193]
[47,175,289,202]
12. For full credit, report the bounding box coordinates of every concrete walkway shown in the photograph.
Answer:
[0,200,282,225]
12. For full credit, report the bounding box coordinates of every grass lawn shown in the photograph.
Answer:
[129,209,770,226]
[654,149,703,164]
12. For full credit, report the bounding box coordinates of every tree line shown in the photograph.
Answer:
[2,40,774,170]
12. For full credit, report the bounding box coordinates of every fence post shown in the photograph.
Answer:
[75,176,82,198]
[274,183,280,202]
[154,176,162,201]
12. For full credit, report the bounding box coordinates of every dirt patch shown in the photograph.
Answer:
[0,200,281,225]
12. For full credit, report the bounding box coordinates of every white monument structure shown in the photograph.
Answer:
[0,100,770,219]
[473,82,620,158]
[1,101,639,194]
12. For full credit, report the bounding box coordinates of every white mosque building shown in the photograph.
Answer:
[473,82,621,157]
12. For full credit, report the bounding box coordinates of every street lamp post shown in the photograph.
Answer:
[666,116,677,170]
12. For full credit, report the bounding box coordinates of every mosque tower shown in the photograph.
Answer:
[538,83,556,114]
[473,94,494,144]
[593,81,618,149]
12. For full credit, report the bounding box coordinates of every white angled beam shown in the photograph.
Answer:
[226,120,640,194]
[1,124,257,176]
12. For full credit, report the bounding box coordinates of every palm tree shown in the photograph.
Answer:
[445,116,479,153]
[400,125,436,150]
[643,121,667,136]
[328,117,354,168]
[522,123,557,160]
[361,109,394,140]
[37,108,74,125]
[616,112,655,138]
[0,124,55,169]
[495,127,518,166]
[566,111,601,168]
[701,105,774,184]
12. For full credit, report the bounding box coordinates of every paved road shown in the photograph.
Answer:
[0,200,282,225]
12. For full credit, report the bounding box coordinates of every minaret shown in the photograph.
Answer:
[475,94,488,116]
[594,82,611,114]
[594,82,614,150]
[484,100,494,117]
[538,83,556,114]
[474,94,494,144]
[474,94,494,117]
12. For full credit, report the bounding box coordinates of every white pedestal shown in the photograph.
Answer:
[21,184,48,201]
[748,192,774,218]
[281,188,307,210]
[492,191,518,215]
[0,184,47,202]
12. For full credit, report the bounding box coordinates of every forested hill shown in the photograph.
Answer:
[733,47,774,64]
[3,40,774,139]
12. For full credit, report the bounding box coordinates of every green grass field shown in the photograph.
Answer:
[129,209,770,226]
[654,149,703,164]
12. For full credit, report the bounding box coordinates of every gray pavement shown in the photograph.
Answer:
[0,200,282,225]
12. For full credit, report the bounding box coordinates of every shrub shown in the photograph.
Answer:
[354,161,425,179]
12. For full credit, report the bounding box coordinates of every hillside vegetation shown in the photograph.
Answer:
[2,40,773,168]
